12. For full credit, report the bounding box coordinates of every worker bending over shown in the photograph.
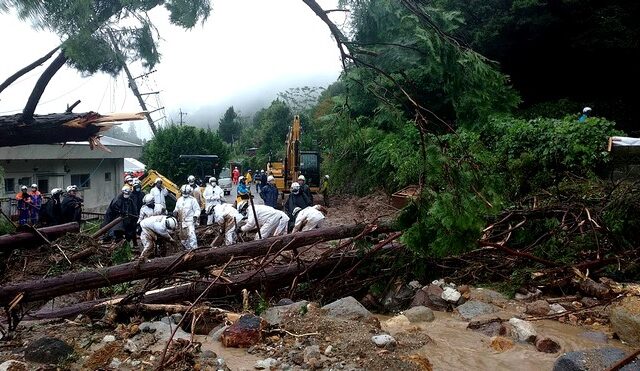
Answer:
[239,203,289,240]
[174,185,201,250]
[139,215,177,260]
[138,194,165,223]
[292,205,327,232]
[212,203,244,245]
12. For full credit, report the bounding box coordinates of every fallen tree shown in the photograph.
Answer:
[0,112,146,148]
[0,223,385,306]
[0,222,79,250]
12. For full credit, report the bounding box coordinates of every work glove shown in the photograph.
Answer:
[193,216,198,224]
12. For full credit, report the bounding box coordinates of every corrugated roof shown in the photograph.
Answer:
[65,136,142,147]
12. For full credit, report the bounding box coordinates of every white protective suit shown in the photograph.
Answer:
[138,204,166,223]
[204,184,224,225]
[241,205,289,240]
[139,215,175,259]
[292,205,326,232]
[213,204,244,245]
[150,186,169,206]
[174,195,201,249]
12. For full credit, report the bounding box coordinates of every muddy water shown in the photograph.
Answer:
[382,312,630,371]
[197,334,259,370]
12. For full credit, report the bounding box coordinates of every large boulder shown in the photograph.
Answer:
[410,284,448,311]
[139,319,190,341]
[381,281,415,312]
[24,337,74,364]
[261,301,308,326]
[508,318,537,343]
[321,296,372,320]
[469,288,508,306]
[609,296,640,346]
[553,348,639,371]
[467,317,506,337]
[455,300,499,321]
[403,306,435,323]
[525,300,551,316]
[221,314,266,348]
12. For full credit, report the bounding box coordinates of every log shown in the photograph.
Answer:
[91,216,123,239]
[0,223,384,306]
[0,222,79,250]
[0,111,146,148]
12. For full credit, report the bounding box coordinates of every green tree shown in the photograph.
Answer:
[0,0,210,122]
[141,125,229,183]
[217,106,242,145]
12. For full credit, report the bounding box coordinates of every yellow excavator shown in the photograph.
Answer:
[267,115,321,195]
[139,169,180,202]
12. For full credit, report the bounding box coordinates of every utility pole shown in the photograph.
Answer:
[178,108,188,126]
[107,29,158,136]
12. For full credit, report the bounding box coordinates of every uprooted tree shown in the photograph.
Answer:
[0,0,211,146]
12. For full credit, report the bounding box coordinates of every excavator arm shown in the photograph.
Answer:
[139,169,179,201]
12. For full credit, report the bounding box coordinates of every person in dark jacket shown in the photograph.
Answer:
[61,185,83,223]
[260,175,279,209]
[284,182,311,231]
[297,175,313,205]
[130,179,145,215]
[39,188,63,226]
[102,186,138,243]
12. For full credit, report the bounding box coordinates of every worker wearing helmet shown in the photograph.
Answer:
[260,175,279,209]
[284,182,311,232]
[61,185,83,223]
[150,177,168,206]
[174,185,201,250]
[320,175,330,207]
[212,203,244,245]
[297,174,313,205]
[27,184,42,225]
[292,205,328,233]
[138,193,165,223]
[579,107,592,123]
[15,185,33,225]
[130,178,144,215]
[204,177,224,225]
[139,215,177,260]
[236,176,250,206]
[188,175,206,219]
[102,186,138,244]
[245,169,253,185]
[239,203,289,240]
[39,188,63,226]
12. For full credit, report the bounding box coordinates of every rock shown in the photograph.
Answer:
[431,279,445,287]
[24,337,74,364]
[261,301,308,326]
[410,284,448,311]
[536,337,561,353]
[139,320,190,341]
[508,318,537,343]
[0,360,28,371]
[550,303,567,314]
[609,296,640,346]
[553,348,639,371]
[515,289,542,301]
[131,360,141,367]
[458,285,470,294]
[254,358,278,369]
[408,280,422,290]
[579,331,608,344]
[324,345,333,356]
[441,287,462,303]
[200,350,217,359]
[470,288,508,306]
[102,335,116,343]
[525,300,551,316]
[404,306,435,322]
[580,297,599,307]
[490,336,514,352]
[577,278,611,298]
[382,280,415,312]
[455,300,499,320]
[303,345,322,367]
[321,296,372,320]
[171,313,183,325]
[209,324,229,341]
[221,314,266,348]
[385,314,411,329]
[276,298,295,306]
[124,339,139,353]
[371,334,396,349]
[467,317,505,337]
[109,358,122,369]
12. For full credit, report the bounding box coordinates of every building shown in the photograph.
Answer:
[0,136,142,213]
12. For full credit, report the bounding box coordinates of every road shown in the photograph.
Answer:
[223,182,264,206]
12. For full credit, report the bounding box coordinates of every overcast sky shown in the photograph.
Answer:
[0,0,343,139]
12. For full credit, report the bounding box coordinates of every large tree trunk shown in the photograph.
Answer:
[0,112,146,148]
[0,222,79,251]
[0,223,383,306]
[21,52,68,123]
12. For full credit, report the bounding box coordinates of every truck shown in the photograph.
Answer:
[267,115,321,196]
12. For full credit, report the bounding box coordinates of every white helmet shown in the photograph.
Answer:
[261,169,265,173]
[583,107,592,114]
[31,183,38,189]
[125,175,133,182]
[187,175,196,184]
[165,217,177,230]
[133,178,141,186]
[66,185,78,192]
[20,185,28,191]
[121,186,131,194]
[291,182,301,193]
[180,184,193,195]
[143,194,154,205]
[293,207,302,215]
[325,175,329,179]
[267,175,275,183]
[209,177,217,184]
[51,188,62,196]
[154,178,163,184]
[298,175,306,181]
[238,176,245,182]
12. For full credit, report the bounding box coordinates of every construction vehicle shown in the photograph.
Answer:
[139,169,180,202]
[268,115,321,196]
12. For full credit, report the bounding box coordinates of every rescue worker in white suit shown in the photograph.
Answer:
[212,203,244,245]
[174,185,201,250]
[239,203,290,240]
[139,215,178,260]
[150,178,169,207]
[292,205,328,232]
[138,194,166,223]
[204,177,224,225]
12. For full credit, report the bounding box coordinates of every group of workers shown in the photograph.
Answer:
[15,184,83,226]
